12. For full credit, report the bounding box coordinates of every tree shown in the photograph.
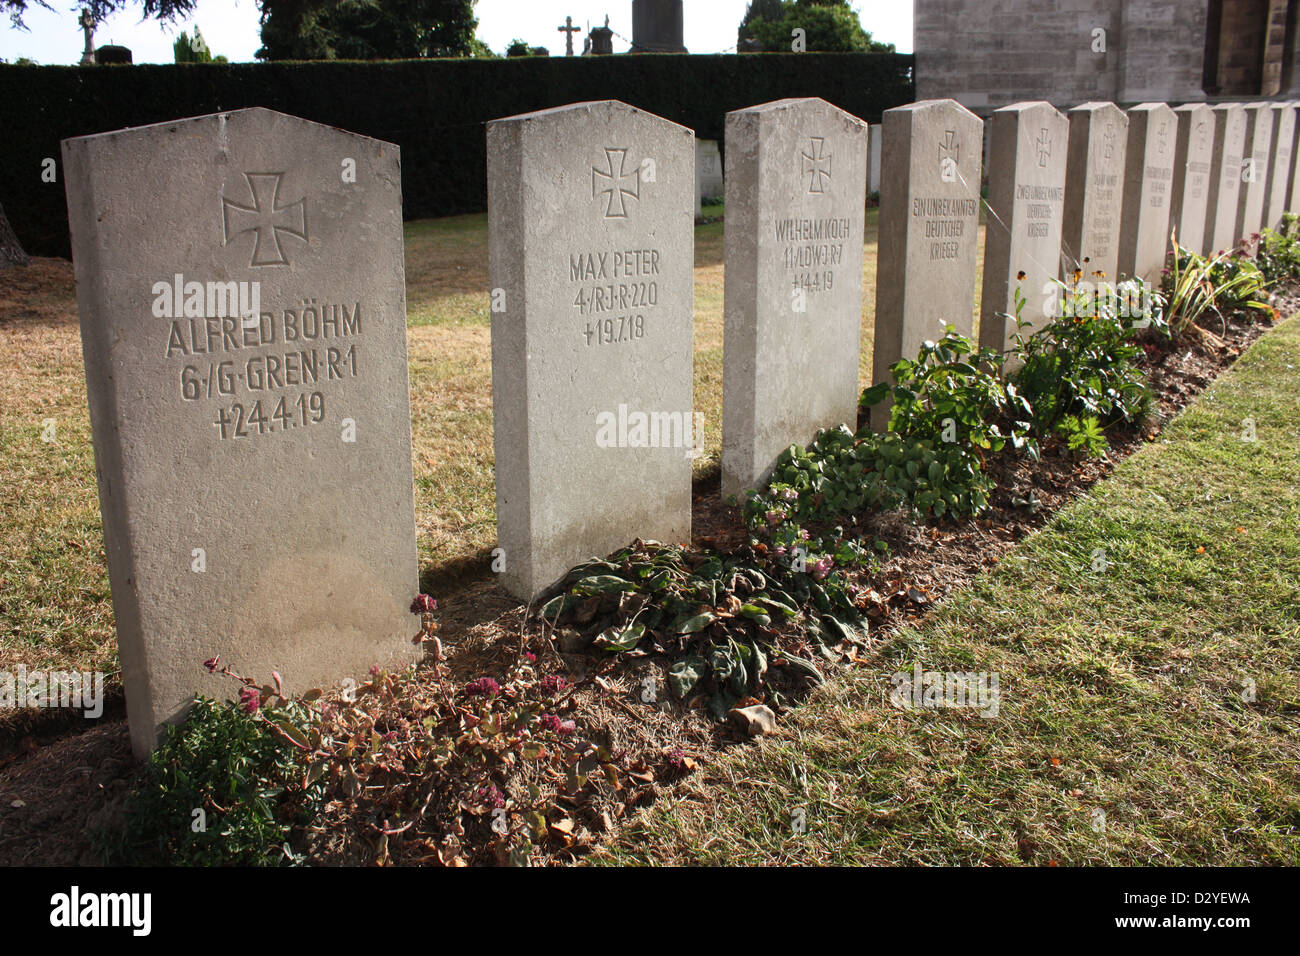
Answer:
[739,0,895,53]
[174,25,226,63]
[257,0,481,61]
[4,0,196,29]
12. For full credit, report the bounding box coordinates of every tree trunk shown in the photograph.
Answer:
[0,200,30,269]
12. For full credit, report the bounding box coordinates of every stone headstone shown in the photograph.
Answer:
[872,99,983,429]
[1264,102,1297,231]
[979,101,1068,358]
[1287,100,1300,219]
[696,140,724,200]
[868,123,882,194]
[487,101,694,598]
[721,98,867,497]
[1169,103,1215,255]
[61,108,421,758]
[1117,103,1177,285]
[1060,102,1128,285]
[1236,102,1275,241]
[696,138,722,216]
[1204,103,1247,254]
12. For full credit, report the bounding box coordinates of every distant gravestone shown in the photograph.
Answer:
[868,123,882,194]
[1205,103,1248,254]
[697,139,724,199]
[61,108,421,758]
[488,101,694,599]
[1236,102,1274,241]
[979,101,1068,358]
[1117,103,1177,285]
[1170,104,1215,255]
[872,99,982,429]
[721,98,867,497]
[1288,100,1300,218]
[1264,102,1297,231]
[1060,102,1128,285]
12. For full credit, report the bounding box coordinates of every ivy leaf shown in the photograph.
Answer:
[593,623,645,653]
[668,656,705,698]
[673,611,717,634]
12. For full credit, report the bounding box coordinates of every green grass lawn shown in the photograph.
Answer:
[593,317,1300,866]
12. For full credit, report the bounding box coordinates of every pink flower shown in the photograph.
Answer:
[539,675,568,695]
[558,720,576,736]
[811,555,834,580]
[410,594,437,614]
[539,714,563,733]
[202,656,220,673]
[239,686,260,714]
[522,651,537,664]
[465,677,502,698]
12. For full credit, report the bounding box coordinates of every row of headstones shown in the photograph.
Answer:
[490,96,1300,601]
[59,97,1295,755]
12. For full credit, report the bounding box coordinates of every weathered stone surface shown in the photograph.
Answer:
[1236,102,1275,241]
[61,108,421,758]
[1060,102,1128,284]
[1117,102,1177,284]
[1170,103,1215,256]
[872,99,982,429]
[1264,102,1297,231]
[979,101,1068,358]
[1205,103,1248,254]
[721,98,867,498]
[488,100,694,599]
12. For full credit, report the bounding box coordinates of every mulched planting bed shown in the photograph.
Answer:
[0,301,1281,867]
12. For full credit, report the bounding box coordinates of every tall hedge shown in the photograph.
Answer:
[0,53,913,258]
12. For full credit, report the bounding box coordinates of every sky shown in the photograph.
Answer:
[0,0,912,64]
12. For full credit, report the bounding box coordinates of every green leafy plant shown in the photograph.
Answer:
[1254,214,1300,286]
[104,667,324,866]
[1055,414,1108,457]
[1164,244,1269,338]
[1013,281,1162,440]
[539,541,868,718]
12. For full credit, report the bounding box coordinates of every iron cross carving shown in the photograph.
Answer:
[222,172,308,267]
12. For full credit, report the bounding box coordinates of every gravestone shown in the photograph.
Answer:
[979,101,1068,358]
[721,98,867,497]
[1264,102,1296,230]
[697,140,724,199]
[868,123,882,194]
[1170,103,1215,255]
[488,101,694,599]
[1288,100,1300,218]
[61,108,421,758]
[696,138,722,217]
[1205,103,1248,253]
[872,99,983,429]
[1060,102,1128,285]
[1236,102,1274,241]
[1117,103,1177,285]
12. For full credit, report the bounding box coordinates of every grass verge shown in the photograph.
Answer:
[594,317,1300,866]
